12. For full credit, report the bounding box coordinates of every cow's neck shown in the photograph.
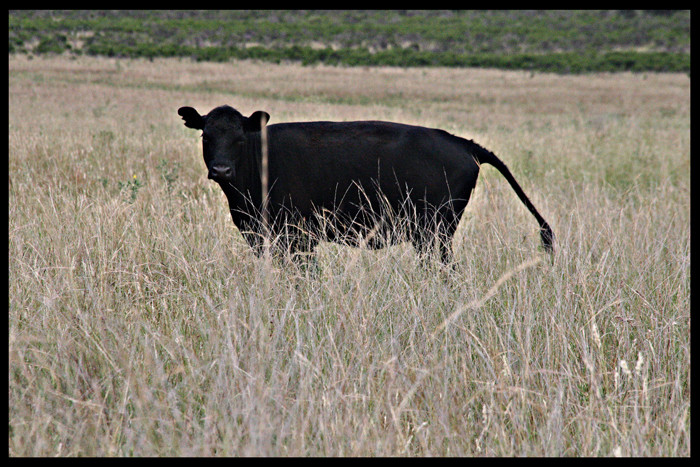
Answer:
[221,131,264,232]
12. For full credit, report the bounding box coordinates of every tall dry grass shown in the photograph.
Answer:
[8,56,689,456]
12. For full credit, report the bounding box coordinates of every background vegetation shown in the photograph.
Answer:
[8,10,691,73]
[8,55,689,456]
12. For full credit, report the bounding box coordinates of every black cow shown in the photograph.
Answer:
[178,105,553,263]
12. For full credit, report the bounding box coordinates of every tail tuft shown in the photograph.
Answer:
[540,223,555,254]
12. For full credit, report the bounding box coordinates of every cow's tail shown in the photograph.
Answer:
[470,142,554,254]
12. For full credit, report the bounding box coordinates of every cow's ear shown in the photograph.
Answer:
[244,111,270,131]
[178,106,205,130]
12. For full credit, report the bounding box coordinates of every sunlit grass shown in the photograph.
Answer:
[8,56,689,456]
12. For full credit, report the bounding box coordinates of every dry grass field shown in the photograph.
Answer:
[8,55,689,456]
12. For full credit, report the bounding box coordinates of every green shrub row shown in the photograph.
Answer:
[52,39,689,74]
[9,10,690,55]
[9,10,690,73]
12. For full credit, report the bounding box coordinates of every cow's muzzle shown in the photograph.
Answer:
[208,164,234,182]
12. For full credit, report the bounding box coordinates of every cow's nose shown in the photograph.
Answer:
[209,164,233,182]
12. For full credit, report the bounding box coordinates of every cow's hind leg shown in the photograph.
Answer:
[411,219,455,267]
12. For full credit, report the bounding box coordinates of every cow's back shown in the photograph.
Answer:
[265,121,479,217]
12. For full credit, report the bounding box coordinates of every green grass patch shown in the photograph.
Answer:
[9,10,690,73]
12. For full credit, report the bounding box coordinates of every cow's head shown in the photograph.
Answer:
[178,105,270,183]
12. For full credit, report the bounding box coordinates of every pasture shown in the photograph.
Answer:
[8,55,689,456]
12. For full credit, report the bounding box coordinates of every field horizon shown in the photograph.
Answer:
[9,55,689,456]
[9,10,690,73]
